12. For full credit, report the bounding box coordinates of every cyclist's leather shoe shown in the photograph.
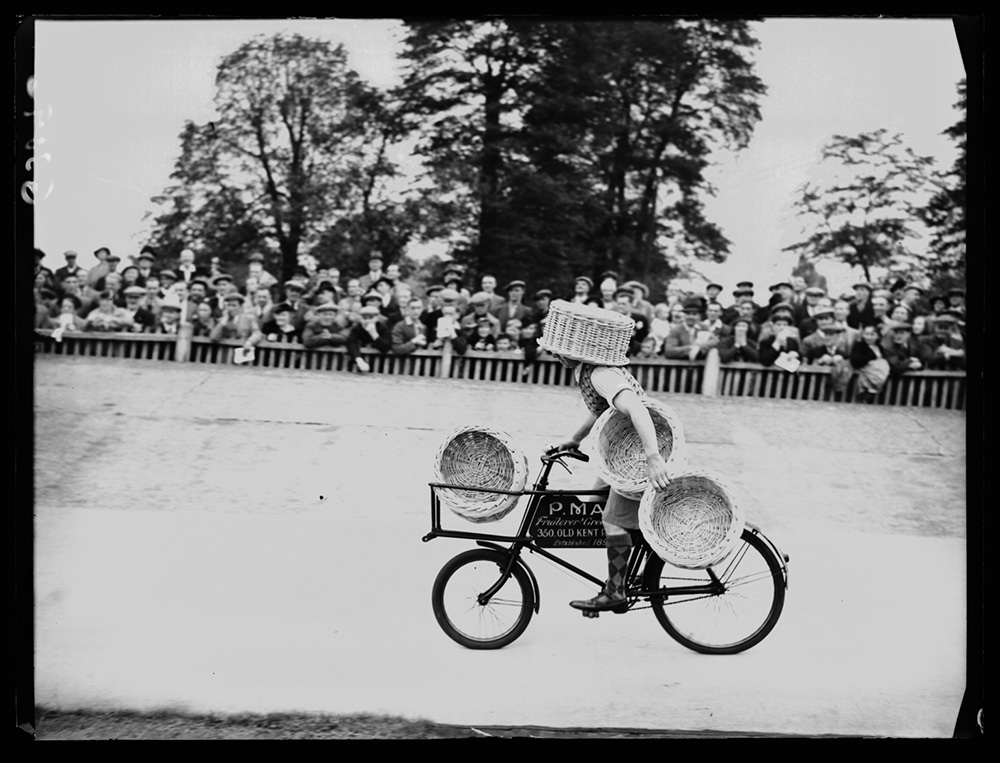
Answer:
[570,592,628,613]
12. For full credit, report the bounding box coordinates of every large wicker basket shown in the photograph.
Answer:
[537,300,633,366]
[433,425,529,523]
[639,470,746,569]
[591,397,688,500]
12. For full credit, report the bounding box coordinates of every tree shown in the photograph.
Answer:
[148,33,403,281]
[919,79,966,289]
[784,129,938,285]
[395,19,766,295]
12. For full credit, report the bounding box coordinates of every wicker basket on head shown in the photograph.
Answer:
[537,300,634,366]
[433,425,529,523]
[639,470,746,569]
[591,397,688,500]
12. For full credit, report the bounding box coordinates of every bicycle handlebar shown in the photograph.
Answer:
[542,447,590,463]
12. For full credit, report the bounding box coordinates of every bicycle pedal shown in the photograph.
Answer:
[582,610,600,619]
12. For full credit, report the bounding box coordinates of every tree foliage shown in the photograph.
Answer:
[784,129,938,284]
[919,79,966,289]
[395,19,766,296]
[148,33,407,280]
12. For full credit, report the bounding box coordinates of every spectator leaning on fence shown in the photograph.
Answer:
[122,285,157,333]
[302,303,349,349]
[191,301,217,338]
[390,298,429,355]
[469,316,498,351]
[261,303,302,344]
[210,292,263,350]
[151,294,183,334]
[719,315,762,364]
[84,289,134,332]
[346,304,392,372]
[461,292,501,337]
[850,323,891,403]
[919,314,966,371]
[757,307,801,368]
[883,320,927,377]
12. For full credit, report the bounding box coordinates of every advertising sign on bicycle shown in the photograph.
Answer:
[528,492,608,548]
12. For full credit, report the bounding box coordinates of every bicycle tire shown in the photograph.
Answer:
[431,548,534,650]
[643,528,785,655]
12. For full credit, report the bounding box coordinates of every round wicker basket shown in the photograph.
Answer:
[433,425,529,523]
[591,397,688,499]
[537,300,633,366]
[639,470,746,569]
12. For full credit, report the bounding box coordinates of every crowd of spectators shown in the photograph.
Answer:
[34,247,968,394]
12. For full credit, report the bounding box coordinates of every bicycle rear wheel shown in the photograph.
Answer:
[432,548,534,649]
[643,528,785,655]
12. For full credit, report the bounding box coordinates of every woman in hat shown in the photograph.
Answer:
[718,316,761,364]
[850,324,891,403]
[758,310,800,368]
[540,301,672,613]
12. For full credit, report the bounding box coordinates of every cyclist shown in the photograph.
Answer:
[540,300,671,613]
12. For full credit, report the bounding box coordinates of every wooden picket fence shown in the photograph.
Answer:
[34,329,966,411]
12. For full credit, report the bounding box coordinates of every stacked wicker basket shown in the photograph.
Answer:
[592,397,746,570]
[432,425,529,524]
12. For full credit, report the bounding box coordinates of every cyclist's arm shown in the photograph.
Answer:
[612,389,671,491]
[553,412,597,452]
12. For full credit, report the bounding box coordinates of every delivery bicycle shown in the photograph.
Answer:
[423,447,789,654]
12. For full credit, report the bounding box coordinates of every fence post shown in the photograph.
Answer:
[701,348,720,396]
[174,324,193,363]
[439,338,453,379]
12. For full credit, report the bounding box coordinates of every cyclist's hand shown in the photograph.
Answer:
[545,441,580,455]
[645,453,671,492]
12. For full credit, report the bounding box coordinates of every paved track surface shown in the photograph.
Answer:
[33,356,969,737]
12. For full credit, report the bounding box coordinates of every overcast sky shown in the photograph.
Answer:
[32,17,966,295]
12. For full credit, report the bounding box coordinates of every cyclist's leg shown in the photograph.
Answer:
[570,485,638,612]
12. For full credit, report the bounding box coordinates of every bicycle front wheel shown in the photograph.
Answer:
[431,548,534,650]
[644,528,785,655]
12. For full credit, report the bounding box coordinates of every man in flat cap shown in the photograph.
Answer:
[55,250,88,286]
[210,292,263,350]
[622,281,655,323]
[663,298,715,361]
[492,279,532,332]
[346,305,392,372]
[122,285,157,333]
[723,284,756,325]
[792,285,827,328]
[919,314,966,371]
[846,281,875,329]
[302,302,350,349]
[273,280,311,332]
[460,292,502,337]
[883,320,928,377]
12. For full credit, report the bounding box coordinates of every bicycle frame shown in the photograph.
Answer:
[422,452,729,610]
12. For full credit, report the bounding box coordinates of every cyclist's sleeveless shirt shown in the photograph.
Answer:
[575,363,645,417]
